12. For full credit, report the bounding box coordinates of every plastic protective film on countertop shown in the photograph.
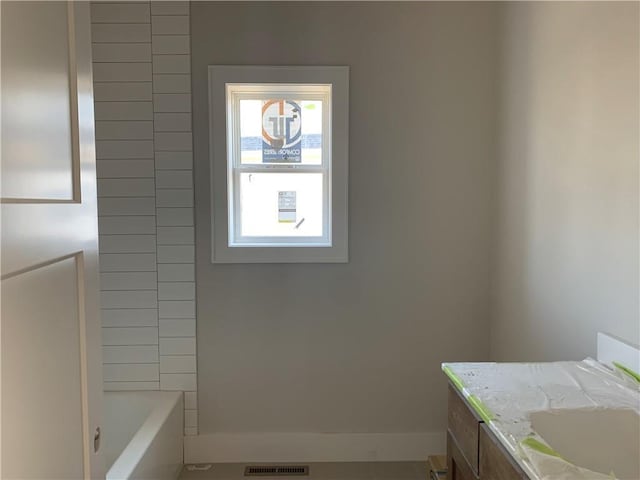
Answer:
[442,359,640,480]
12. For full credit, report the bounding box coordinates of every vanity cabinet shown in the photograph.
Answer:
[446,384,528,480]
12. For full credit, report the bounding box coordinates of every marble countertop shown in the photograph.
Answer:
[442,359,639,480]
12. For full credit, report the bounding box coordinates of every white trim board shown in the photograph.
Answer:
[184,431,445,464]
[597,332,640,374]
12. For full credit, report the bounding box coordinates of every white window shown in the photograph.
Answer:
[209,66,348,263]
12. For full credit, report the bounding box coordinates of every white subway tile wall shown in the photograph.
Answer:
[91,1,196,435]
[103,345,159,363]
[93,62,152,82]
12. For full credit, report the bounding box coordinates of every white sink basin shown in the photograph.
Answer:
[530,408,640,479]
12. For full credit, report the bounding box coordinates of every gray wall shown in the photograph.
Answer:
[491,2,640,361]
[192,2,499,434]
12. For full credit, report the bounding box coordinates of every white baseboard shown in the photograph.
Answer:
[184,431,446,464]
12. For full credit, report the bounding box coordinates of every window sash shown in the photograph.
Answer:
[229,170,330,246]
[226,85,332,247]
[228,88,331,169]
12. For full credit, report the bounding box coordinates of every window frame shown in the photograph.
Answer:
[208,66,349,264]
[227,85,332,247]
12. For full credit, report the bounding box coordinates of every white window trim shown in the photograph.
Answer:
[208,66,349,263]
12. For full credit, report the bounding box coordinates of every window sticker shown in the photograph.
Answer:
[262,100,302,163]
[278,191,297,223]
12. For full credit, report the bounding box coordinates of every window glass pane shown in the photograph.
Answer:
[239,172,323,237]
[240,99,322,165]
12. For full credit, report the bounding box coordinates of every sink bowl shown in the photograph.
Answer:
[529,408,640,479]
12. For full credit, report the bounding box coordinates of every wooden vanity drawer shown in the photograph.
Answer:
[448,430,479,480]
[479,424,528,480]
[448,384,482,475]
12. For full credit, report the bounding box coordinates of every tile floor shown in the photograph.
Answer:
[179,462,428,480]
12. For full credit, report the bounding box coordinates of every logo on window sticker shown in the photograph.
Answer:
[262,100,302,163]
[278,191,296,223]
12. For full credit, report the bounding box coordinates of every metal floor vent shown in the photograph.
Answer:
[244,465,310,476]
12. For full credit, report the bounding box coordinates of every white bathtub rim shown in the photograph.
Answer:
[106,391,183,480]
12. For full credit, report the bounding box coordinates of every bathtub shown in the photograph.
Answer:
[103,391,184,480]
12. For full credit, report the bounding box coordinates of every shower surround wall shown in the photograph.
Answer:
[91,1,197,435]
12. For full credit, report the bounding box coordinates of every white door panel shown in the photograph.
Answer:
[1,0,77,201]
[1,1,103,479]
[2,256,85,479]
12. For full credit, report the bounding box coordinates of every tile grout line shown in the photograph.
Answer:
[148,0,165,401]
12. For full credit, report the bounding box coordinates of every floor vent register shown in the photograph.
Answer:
[244,465,310,476]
